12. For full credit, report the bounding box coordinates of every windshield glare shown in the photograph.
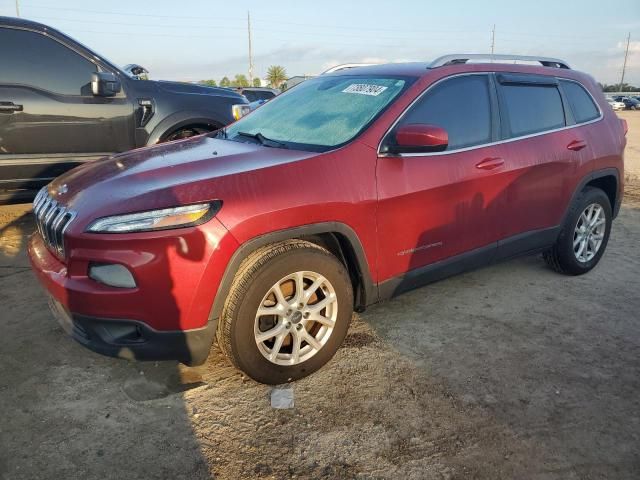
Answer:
[225,75,411,151]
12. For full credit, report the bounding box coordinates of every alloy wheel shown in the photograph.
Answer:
[253,271,337,366]
[573,203,606,263]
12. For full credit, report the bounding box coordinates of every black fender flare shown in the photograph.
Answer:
[147,112,225,145]
[208,222,377,322]
[561,168,621,226]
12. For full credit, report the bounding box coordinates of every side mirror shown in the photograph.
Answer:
[387,124,448,154]
[91,72,121,97]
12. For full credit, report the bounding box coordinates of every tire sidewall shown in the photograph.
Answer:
[229,248,353,384]
[558,188,612,273]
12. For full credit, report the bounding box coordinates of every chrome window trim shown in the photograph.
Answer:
[377,72,604,158]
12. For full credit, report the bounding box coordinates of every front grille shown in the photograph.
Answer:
[33,188,76,259]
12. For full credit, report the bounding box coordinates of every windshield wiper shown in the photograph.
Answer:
[236,131,288,149]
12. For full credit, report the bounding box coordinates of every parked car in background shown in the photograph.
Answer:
[613,96,640,110]
[607,97,626,111]
[0,16,249,203]
[235,87,280,103]
[29,54,626,384]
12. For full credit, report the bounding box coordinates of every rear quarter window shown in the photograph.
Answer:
[501,84,565,137]
[560,80,600,123]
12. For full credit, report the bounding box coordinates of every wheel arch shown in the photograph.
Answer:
[564,168,622,223]
[147,113,226,145]
[208,222,377,322]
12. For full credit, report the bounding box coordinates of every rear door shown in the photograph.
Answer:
[492,74,589,257]
[376,73,512,292]
[0,26,134,199]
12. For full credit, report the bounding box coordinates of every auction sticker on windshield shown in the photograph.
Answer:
[342,84,388,96]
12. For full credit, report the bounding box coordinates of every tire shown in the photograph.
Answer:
[162,126,211,142]
[216,240,354,384]
[543,186,612,275]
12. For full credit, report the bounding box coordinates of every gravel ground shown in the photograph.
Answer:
[1,112,639,480]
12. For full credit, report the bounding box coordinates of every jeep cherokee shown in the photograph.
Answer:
[28,54,626,384]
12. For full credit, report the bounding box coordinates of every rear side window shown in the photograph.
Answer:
[560,80,600,123]
[0,27,97,96]
[501,84,565,137]
[398,75,492,150]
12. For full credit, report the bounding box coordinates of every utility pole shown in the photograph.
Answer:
[619,32,631,93]
[490,24,495,57]
[15,0,20,17]
[247,11,254,85]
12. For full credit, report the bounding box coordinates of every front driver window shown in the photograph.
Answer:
[0,27,97,96]
[397,75,492,151]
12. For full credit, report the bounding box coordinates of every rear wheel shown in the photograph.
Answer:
[216,240,354,384]
[543,187,612,275]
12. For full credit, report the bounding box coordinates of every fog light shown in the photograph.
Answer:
[89,263,136,288]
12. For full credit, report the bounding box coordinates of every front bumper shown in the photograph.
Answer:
[48,296,216,365]
[28,217,239,364]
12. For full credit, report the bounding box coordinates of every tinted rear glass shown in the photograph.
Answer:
[398,75,492,150]
[502,84,565,137]
[0,27,97,95]
[560,80,600,123]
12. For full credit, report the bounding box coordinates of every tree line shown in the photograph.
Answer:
[200,65,288,89]
[599,82,639,92]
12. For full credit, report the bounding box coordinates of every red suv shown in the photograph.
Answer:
[29,54,626,384]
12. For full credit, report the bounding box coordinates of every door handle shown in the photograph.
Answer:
[567,139,587,151]
[0,102,23,113]
[475,157,504,170]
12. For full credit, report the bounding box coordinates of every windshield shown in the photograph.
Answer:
[224,75,412,151]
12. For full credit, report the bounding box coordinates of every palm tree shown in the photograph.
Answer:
[266,65,287,89]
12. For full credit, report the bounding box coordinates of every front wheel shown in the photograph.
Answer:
[543,186,612,275]
[216,240,354,384]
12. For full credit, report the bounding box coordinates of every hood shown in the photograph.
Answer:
[155,80,245,101]
[49,136,317,225]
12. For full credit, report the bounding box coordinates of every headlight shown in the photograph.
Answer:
[87,202,220,233]
[232,104,251,120]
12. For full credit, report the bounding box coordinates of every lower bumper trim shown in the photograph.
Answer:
[48,297,217,366]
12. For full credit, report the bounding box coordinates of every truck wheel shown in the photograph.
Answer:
[216,240,353,384]
[163,126,211,142]
[543,186,612,275]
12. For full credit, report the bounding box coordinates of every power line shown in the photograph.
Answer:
[619,32,631,91]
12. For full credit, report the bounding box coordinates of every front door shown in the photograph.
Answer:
[376,73,512,295]
[0,26,134,199]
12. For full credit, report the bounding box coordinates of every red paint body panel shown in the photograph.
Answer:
[29,217,238,330]
[28,61,626,339]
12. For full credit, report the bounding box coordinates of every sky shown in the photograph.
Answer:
[1,0,639,85]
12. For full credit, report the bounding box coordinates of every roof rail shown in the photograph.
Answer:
[429,54,571,70]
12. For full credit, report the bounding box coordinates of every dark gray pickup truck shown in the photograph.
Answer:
[0,16,248,203]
